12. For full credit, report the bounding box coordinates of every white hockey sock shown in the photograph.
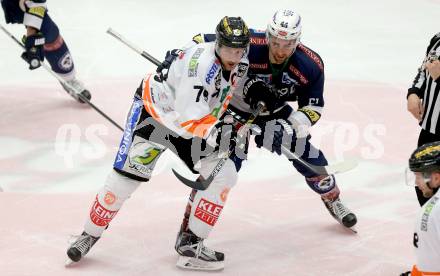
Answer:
[188,155,237,239]
[84,170,141,237]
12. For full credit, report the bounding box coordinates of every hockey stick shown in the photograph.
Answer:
[171,102,265,190]
[107,27,257,190]
[106,28,161,66]
[280,145,358,175]
[105,28,358,187]
[0,24,124,132]
[227,108,358,175]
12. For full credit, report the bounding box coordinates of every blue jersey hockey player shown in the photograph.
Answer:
[174,9,358,238]
[1,0,91,102]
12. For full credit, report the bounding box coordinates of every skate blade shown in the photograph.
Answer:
[64,259,75,267]
[346,226,357,234]
[176,256,224,271]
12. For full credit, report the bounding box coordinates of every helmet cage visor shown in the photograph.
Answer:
[405,168,432,187]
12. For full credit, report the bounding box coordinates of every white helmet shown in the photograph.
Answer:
[267,9,302,41]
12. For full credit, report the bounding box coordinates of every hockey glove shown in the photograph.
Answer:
[243,78,279,111]
[205,115,239,154]
[255,119,295,155]
[21,32,45,70]
[155,49,183,82]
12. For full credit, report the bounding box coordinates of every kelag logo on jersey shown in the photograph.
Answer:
[206,60,220,84]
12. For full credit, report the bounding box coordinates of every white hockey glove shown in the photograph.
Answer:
[289,111,312,139]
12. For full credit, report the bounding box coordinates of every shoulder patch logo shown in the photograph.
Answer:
[192,34,204,44]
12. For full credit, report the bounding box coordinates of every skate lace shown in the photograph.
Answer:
[195,241,203,258]
[72,234,95,254]
[193,240,215,259]
[334,200,350,218]
[65,78,85,93]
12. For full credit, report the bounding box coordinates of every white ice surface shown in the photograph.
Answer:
[0,0,439,275]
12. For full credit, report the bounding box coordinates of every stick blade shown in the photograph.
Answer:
[171,169,212,190]
[325,159,358,175]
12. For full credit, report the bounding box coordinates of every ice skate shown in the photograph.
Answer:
[65,231,99,265]
[322,197,357,232]
[60,78,92,103]
[175,229,224,271]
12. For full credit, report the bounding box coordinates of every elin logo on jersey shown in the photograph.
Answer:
[194,198,223,226]
[90,196,118,227]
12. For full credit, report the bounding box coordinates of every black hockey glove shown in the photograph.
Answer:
[215,115,240,152]
[21,32,45,70]
[155,49,183,82]
[243,78,279,111]
[204,115,241,155]
[255,119,295,155]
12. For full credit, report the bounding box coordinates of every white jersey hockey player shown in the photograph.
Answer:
[174,9,357,232]
[404,142,440,275]
[66,16,252,271]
